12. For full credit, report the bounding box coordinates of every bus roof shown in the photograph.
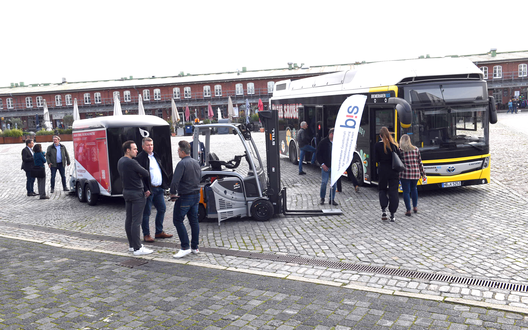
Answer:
[72,115,169,131]
[271,58,483,99]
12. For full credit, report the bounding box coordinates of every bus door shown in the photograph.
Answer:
[370,106,396,183]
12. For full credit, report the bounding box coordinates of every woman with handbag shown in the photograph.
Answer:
[399,134,426,216]
[374,127,402,222]
[33,144,49,200]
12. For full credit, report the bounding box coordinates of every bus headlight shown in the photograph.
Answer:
[482,157,490,169]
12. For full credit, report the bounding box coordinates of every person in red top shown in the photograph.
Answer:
[399,134,427,216]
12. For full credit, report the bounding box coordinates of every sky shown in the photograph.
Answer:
[1,0,526,87]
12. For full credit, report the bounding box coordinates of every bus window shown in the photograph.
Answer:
[374,108,395,134]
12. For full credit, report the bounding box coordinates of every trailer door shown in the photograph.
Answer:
[97,137,110,194]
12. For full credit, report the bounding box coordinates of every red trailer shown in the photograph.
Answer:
[71,115,173,205]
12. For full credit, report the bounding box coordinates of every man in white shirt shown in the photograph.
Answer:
[136,137,174,243]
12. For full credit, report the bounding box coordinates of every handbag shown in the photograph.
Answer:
[31,166,45,178]
[391,145,406,172]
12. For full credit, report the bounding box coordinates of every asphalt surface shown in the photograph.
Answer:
[1,112,528,329]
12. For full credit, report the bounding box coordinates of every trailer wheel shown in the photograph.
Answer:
[289,144,298,165]
[77,182,86,202]
[85,185,98,206]
[349,154,364,186]
[250,199,274,221]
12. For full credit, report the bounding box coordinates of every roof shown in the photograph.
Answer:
[72,115,169,131]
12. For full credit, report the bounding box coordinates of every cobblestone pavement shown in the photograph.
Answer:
[0,113,527,323]
[3,236,528,330]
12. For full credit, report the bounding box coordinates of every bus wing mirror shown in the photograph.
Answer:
[387,97,412,128]
[488,96,498,124]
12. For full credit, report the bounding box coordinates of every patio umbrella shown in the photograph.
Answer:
[43,100,52,131]
[228,96,234,120]
[137,94,146,115]
[113,95,123,116]
[258,98,264,111]
[73,98,80,122]
[208,102,214,119]
[171,99,180,131]
[185,105,190,122]
[245,99,250,124]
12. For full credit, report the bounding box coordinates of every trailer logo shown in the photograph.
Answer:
[138,128,149,137]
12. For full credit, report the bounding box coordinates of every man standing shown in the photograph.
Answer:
[296,121,316,175]
[21,139,37,196]
[136,137,173,243]
[46,135,71,193]
[316,128,338,206]
[117,140,153,256]
[170,140,202,258]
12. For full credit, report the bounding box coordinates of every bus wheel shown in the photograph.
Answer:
[77,182,86,202]
[250,199,274,221]
[289,144,298,165]
[85,185,98,206]
[349,154,364,186]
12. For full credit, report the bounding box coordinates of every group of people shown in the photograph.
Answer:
[507,99,520,114]
[21,135,71,199]
[118,138,201,258]
[297,122,426,221]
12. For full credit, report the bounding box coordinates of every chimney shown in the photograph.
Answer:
[62,77,67,83]
[490,48,497,57]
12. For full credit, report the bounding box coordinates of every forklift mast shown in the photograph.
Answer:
[258,110,282,215]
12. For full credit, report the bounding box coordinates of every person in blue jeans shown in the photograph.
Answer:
[297,121,316,175]
[135,137,174,243]
[170,140,202,259]
[399,134,427,217]
[316,128,338,206]
[46,135,70,193]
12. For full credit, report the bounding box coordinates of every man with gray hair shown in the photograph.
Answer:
[296,121,316,175]
[46,135,70,193]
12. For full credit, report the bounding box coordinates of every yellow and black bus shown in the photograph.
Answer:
[270,57,497,189]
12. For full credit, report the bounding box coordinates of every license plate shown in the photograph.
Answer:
[442,181,461,188]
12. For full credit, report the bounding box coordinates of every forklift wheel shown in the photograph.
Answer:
[250,199,274,221]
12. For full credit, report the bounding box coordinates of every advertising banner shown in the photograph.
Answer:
[331,95,367,187]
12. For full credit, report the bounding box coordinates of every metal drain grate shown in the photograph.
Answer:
[118,258,148,268]
[2,221,528,293]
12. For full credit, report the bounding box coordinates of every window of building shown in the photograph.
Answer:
[247,83,255,95]
[236,83,243,95]
[94,92,101,104]
[214,85,222,97]
[493,65,502,79]
[143,89,150,101]
[267,81,275,93]
[184,87,191,99]
[36,96,44,108]
[7,98,13,109]
[26,97,33,108]
[124,91,131,102]
[173,87,180,99]
[55,95,62,107]
[154,89,161,101]
[65,94,72,106]
[519,64,527,77]
[84,93,91,105]
[156,109,163,118]
[113,91,120,101]
[203,85,211,97]
[479,67,488,79]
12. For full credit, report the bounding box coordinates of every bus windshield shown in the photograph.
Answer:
[403,82,489,151]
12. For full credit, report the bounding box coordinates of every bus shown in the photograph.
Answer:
[270,57,497,189]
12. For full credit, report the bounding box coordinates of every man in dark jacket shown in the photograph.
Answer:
[21,139,37,196]
[316,128,337,206]
[46,135,70,193]
[135,137,173,243]
[296,121,316,175]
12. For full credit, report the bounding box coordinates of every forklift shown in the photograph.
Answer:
[194,110,342,225]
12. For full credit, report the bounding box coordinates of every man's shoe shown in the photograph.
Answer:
[133,246,153,256]
[144,235,155,243]
[299,171,306,175]
[50,188,54,194]
[330,200,338,206]
[27,192,38,196]
[173,249,191,258]
[191,249,200,254]
[40,196,50,200]
[381,209,388,221]
[320,198,325,205]
[355,186,360,193]
[390,214,395,222]
[129,244,143,252]
[63,187,68,191]
[155,232,173,239]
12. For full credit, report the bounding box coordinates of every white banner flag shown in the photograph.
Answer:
[331,95,367,187]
